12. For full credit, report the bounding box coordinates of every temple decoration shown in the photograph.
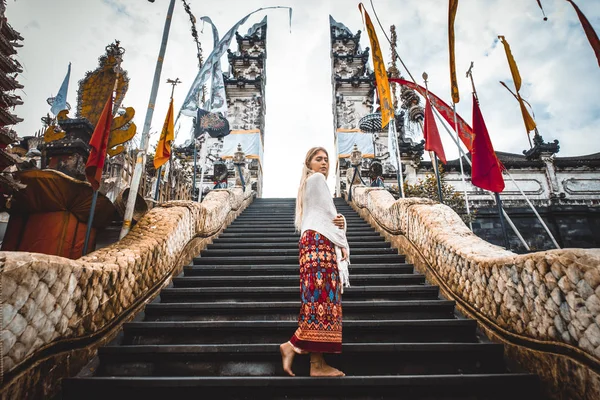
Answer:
[76,41,129,126]
[0,1,23,171]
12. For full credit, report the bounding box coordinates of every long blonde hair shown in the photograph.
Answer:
[295,147,329,232]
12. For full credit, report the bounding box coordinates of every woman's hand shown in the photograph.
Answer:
[340,247,349,261]
[333,214,345,230]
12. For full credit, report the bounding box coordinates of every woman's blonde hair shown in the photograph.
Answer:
[294,147,329,232]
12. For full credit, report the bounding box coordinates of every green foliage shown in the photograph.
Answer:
[390,165,476,224]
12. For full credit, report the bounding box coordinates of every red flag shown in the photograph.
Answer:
[389,78,474,151]
[85,94,113,191]
[424,98,447,164]
[566,0,600,68]
[471,94,504,193]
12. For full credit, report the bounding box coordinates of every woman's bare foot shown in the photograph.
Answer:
[279,342,296,376]
[310,360,345,377]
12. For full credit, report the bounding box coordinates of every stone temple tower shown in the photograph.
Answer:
[223,17,267,197]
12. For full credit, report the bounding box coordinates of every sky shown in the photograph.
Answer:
[6,0,600,198]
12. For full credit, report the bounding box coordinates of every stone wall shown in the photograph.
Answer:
[0,187,253,398]
[350,185,600,400]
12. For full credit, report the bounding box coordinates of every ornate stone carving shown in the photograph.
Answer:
[336,98,358,129]
[240,61,261,80]
[228,98,261,130]
[334,60,358,79]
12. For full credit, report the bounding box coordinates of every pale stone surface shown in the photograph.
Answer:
[350,185,600,365]
[1,187,253,376]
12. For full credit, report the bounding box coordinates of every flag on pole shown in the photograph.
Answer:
[448,0,460,104]
[85,93,114,191]
[424,98,447,164]
[391,78,474,151]
[471,94,505,193]
[498,35,537,134]
[566,0,600,68]
[178,7,292,119]
[358,3,394,129]
[154,98,175,169]
[50,62,71,116]
[200,16,228,117]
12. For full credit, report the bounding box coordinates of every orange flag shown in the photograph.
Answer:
[154,98,175,169]
[566,0,600,68]
[359,3,394,129]
[498,35,537,134]
[85,94,113,191]
[448,0,459,104]
[424,98,447,164]
[471,94,505,193]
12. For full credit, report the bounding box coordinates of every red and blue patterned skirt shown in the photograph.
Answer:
[289,230,342,353]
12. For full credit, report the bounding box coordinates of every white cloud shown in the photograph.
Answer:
[6,0,600,197]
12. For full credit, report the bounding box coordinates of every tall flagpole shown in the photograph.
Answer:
[120,0,176,239]
[154,78,180,202]
[422,72,443,204]
[467,65,510,249]
[452,100,473,230]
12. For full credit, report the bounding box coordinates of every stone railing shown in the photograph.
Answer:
[1,187,253,399]
[350,186,600,400]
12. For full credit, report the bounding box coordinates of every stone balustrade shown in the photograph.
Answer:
[1,187,253,399]
[350,185,600,400]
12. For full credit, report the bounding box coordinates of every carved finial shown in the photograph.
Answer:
[350,143,362,166]
[233,143,246,164]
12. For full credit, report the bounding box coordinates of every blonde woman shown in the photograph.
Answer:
[279,147,350,377]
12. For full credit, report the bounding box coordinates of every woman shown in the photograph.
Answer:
[279,146,350,377]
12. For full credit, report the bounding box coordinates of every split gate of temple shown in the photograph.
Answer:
[2,14,600,400]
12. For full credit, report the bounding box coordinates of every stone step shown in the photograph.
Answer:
[159,285,437,303]
[197,247,398,258]
[228,221,370,227]
[96,343,506,377]
[217,232,382,239]
[183,263,414,276]
[192,254,405,265]
[121,320,478,345]
[207,241,391,249]
[212,236,387,244]
[222,227,376,234]
[172,274,425,288]
[63,374,540,400]
[144,300,456,321]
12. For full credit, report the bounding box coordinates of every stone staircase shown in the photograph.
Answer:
[62,198,541,399]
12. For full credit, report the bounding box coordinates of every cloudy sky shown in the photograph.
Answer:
[6,0,600,197]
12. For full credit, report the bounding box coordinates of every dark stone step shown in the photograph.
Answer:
[96,343,506,377]
[172,274,424,288]
[159,285,437,303]
[159,285,438,303]
[144,300,456,321]
[183,263,414,276]
[207,241,391,250]
[122,319,478,345]
[223,227,375,234]
[218,232,382,239]
[63,374,540,400]
[213,236,386,244]
[228,221,370,228]
[197,248,398,258]
[193,254,405,265]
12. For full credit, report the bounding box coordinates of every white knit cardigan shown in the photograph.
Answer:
[300,172,350,290]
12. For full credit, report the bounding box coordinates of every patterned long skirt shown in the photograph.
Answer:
[289,230,342,353]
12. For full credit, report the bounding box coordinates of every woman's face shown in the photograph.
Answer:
[309,150,329,176]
